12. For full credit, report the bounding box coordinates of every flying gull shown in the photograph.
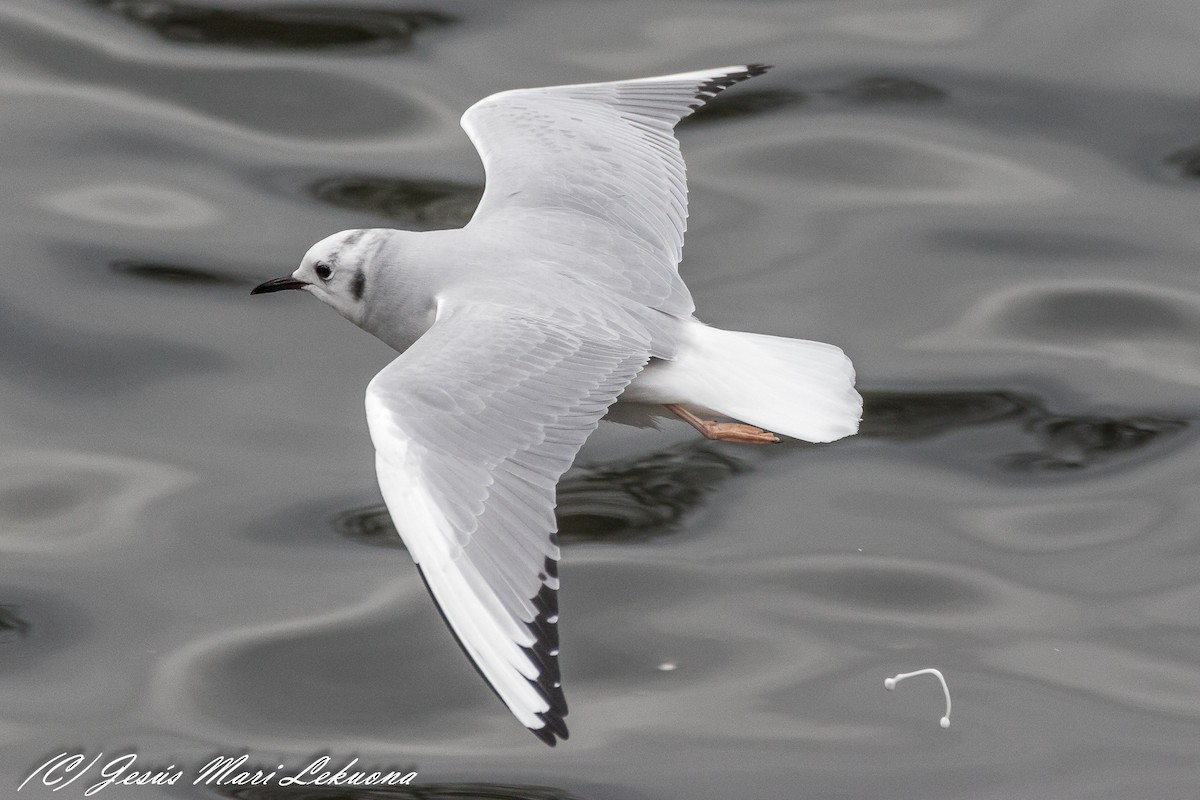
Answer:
[252,64,861,745]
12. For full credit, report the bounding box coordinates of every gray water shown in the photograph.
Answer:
[4,1,1200,798]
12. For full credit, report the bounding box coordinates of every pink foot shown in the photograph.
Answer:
[665,404,780,445]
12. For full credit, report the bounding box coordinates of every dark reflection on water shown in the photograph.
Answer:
[682,88,807,126]
[822,75,948,104]
[308,177,483,231]
[54,243,255,289]
[930,226,1146,260]
[214,783,579,800]
[861,390,1032,440]
[1002,415,1189,473]
[772,563,989,612]
[1164,140,1200,180]
[0,605,31,640]
[864,390,1191,474]
[555,442,746,542]
[87,1,458,52]
[110,260,249,288]
[1001,287,1190,338]
[335,503,401,550]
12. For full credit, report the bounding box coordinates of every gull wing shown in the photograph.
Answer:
[364,300,651,745]
[460,65,770,316]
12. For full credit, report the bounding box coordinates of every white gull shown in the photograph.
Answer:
[253,64,861,745]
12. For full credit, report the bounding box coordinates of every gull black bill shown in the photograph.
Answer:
[250,275,307,294]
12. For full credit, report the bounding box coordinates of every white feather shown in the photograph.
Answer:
[623,320,862,443]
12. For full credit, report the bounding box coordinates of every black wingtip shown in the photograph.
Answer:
[529,719,569,746]
[514,560,569,748]
[691,64,773,109]
[525,570,569,742]
[530,696,570,746]
[530,726,556,746]
[415,561,570,746]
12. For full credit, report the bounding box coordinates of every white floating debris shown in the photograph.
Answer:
[657,662,677,672]
[885,667,952,728]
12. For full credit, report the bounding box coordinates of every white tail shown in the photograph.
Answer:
[630,322,861,443]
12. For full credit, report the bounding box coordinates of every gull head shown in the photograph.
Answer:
[251,229,384,325]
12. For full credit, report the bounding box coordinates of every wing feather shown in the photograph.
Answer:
[365,300,651,745]
[460,65,771,316]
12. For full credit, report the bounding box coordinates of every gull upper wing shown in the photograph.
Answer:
[364,300,651,745]
[460,65,770,316]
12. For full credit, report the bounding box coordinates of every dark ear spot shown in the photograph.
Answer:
[351,268,366,302]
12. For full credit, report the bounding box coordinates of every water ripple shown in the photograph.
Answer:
[986,638,1200,720]
[52,241,265,290]
[0,450,192,553]
[861,390,1032,440]
[556,443,747,542]
[86,1,458,52]
[4,0,1199,793]
[929,225,1146,261]
[0,604,31,641]
[915,280,1200,386]
[766,558,991,614]
[682,88,806,126]
[307,176,483,231]
[1001,415,1188,473]
[335,503,400,550]
[110,259,249,287]
[0,586,94,683]
[741,128,1066,204]
[152,582,507,744]
[0,299,227,396]
[864,390,1191,476]
[39,183,219,230]
[1,14,424,138]
[820,75,947,104]
[1164,140,1200,180]
[1001,286,1193,339]
[957,497,1164,553]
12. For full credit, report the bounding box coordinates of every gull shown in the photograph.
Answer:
[252,64,861,745]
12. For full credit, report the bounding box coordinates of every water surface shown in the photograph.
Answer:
[4,1,1200,798]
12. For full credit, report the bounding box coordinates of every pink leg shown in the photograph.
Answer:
[665,404,780,444]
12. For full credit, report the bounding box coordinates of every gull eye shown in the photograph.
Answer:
[314,263,332,281]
